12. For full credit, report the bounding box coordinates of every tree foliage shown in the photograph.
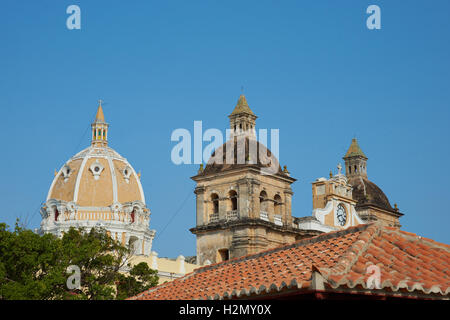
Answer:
[0,221,158,300]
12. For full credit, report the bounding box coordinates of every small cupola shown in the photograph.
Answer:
[343,138,368,178]
[91,100,109,147]
[228,94,257,138]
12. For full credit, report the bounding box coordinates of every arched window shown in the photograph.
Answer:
[260,191,268,212]
[229,190,238,211]
[130,209,136,223]
[274,194,282,215]
[211,193,219,214]
[354,165,357,173]
[217,249,229,262]
[349,166,351,174]
[54,207,59,221]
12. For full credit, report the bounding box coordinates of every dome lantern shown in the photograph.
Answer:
[91,100,109,147]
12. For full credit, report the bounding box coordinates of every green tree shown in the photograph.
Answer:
[0,221,158,300]
[116,262,159,300]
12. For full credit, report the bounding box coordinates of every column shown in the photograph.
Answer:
[194,186,205,226]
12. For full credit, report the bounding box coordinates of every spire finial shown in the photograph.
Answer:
[94,100,106,123]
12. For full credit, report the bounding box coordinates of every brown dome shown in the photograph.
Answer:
[348,177,394,212]
[201,136,285,176]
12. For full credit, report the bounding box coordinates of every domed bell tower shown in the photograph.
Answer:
[343,138,403,228]
[190,94,312,266]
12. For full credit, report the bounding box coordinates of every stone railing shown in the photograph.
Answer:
[274,214,283,226]
[260,211,269,221]
[226,210,239,221]
[210,212,219,223]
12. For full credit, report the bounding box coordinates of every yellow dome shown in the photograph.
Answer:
[47,145,145,206]
[40,102,155,257]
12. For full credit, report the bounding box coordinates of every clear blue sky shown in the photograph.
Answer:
[1,1,449,258]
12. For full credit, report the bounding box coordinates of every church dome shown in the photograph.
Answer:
[343,138,398,214]
[40,102,155,256]
[47,145,145,207]
[201,137,285,176]
[348,176,394,212]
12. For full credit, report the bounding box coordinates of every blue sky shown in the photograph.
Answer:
[0,0,449,258]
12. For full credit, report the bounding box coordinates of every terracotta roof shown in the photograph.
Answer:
[344,138,367,159]
[130,223,450,300]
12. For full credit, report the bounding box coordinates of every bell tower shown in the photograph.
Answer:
[190,94,315,266]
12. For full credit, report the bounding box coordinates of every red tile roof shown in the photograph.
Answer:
[131,223,450,300]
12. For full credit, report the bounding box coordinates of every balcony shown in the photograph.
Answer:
[274,214,283,226]
[209,212,219,223]
[260,211,269,221]
[226,210,239,221]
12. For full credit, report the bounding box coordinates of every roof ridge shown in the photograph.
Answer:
[385,227,450,252]
[193,223,371,275]
[318,222,381,277]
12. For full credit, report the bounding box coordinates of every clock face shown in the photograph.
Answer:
[336,204,347,226]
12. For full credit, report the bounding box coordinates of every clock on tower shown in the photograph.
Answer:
[311,163,364,229]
